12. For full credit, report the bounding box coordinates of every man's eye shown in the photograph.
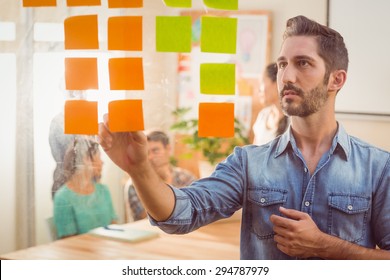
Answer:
[278,62,287,69]
[298,60,309,67]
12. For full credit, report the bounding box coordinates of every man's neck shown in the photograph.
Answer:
[290,112,338,174]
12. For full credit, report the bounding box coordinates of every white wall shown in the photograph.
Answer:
[337,114,390,152]
[0,54,17,255]
[330,0,390,115]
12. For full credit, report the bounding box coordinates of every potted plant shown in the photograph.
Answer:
[170,107,249,176]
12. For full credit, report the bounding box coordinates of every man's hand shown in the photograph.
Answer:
[98,115,176,221]
[98,114,149,175]
[270,207,326,258]
[270,207,390,259]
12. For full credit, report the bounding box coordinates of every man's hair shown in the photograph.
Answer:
[283,15,349,75]
[265,62,278,83]
[147,131,170,146]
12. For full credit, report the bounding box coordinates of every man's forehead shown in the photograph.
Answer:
[148,140,166,149]
[278,36,320,60]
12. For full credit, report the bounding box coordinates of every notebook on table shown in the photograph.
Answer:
[88,225,159,243]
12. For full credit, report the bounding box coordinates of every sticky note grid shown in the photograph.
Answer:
[24,0,239,137]
[62,2,146,134]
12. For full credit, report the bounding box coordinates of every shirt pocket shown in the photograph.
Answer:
[328,194,370,243]
[248,187,287,239]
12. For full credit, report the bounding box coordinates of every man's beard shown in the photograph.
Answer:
[279,81,329,117]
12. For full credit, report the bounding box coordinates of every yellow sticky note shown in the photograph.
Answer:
[108,100,144,132]
[64,100,98,135]
[108,16,142,51]
[67,0,101,6]
[203,0,238,10]
[200,63,235,95]
[156,16,191,53]
[23,0,56,6]
[64,15,99,50]
[65,58,98,90]
[163,0,191,8]
[109,57,144,90]
[198,103,235,137]
[108,0,143,8]
[201,16,237,54]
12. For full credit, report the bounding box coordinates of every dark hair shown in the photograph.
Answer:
[146,131,170,147]
[283,15,349,75]
[265,62,278,83]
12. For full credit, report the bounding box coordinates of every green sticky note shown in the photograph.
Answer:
[201,16,237,54]
[203,0,238,10]
[163,0,191,8]
[156,16,191,53]
[200,63,235,95]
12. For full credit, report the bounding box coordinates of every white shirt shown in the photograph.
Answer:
[252,104,281,145]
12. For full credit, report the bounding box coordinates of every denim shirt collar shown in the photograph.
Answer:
[275,122,350,161]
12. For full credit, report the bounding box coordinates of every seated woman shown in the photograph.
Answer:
[53,136,117,238]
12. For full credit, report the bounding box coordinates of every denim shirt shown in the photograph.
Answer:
[151,124,390,259]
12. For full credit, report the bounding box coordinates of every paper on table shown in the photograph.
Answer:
[88,225,159,243]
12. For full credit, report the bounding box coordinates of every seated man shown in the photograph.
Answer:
[126,130,197,221]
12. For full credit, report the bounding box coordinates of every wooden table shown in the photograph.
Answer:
[0,219,240,260]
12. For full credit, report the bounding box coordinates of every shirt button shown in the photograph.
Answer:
[304,201,310,207]
[347,205,353,211]
[304,167,308,173]
[260,198,266,203]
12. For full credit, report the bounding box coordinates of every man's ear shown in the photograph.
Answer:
[328,70,347,92]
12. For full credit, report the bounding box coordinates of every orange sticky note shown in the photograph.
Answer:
[108,16,142,51]
[67,0,101,6]
[23,0,57,6]
[108,0,143,8]
[198,103,235,137]
[64,100,98,135]
[108,100,144,132]
[109,57,144,90]
[64,15,99,50]
[65,58,98,90]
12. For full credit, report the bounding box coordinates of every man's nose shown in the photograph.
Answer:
[279,65,297,85]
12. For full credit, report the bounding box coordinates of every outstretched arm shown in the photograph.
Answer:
[270,207,390,259]
[98,115,175,221]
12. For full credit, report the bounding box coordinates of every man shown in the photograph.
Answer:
[98,16,390,259]
[126,130,197,221]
